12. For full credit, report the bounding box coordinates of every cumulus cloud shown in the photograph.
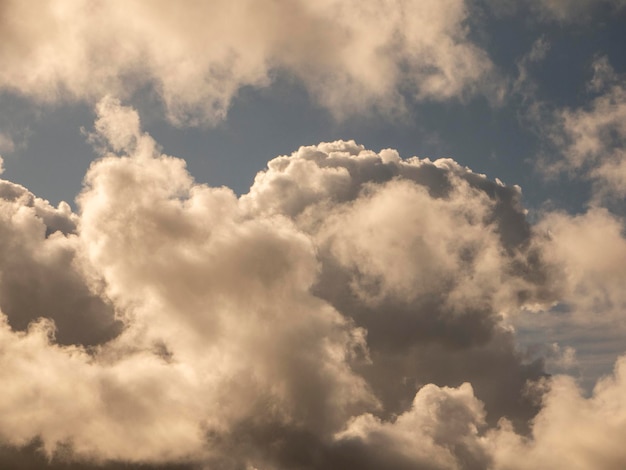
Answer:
[0,177,121,346]
[534,208,626,324]
[0,0,500,124]
[0,98,379,467]
[1,98,625,469]
[487,354,626,470]
[511,205,626,386]
[327,354,626,470]
[334,382,490,470]
[315,354,626,470]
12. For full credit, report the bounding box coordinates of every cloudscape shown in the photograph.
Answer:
[0,1,625,469]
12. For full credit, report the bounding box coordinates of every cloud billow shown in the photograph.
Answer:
[0,98,624,469]
[0,0,500,125]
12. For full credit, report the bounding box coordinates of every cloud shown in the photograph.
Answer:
[0,98,378,466]
[487,354,626,470]
[318,354,626,470]
[0,133,14,155]
[0,177,121,346]
[527,0,626,22]
[241,138,562,431]
[333,382,490,470]
[0,0,500,125]
[513,37,550,102]
[542,57,626,201]
[319,354,626,470]
[511,206,626,386]
[0,97,624,469]
[534,208,626,324]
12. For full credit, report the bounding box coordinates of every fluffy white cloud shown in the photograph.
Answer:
[534,208,626,324]
[0,177,120,346]
[0,98,624,469]
[332,354,626,470]
[487,354,626,470]
[334,382,489,470]
[0,98,379,467]
[0,316,208,464]
[511,206,626,386]
[0,0,499,124]
[243,137,555,325]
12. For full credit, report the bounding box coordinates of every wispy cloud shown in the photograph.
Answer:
[542,57,626,202]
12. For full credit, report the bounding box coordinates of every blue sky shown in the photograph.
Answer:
[1,1,626,469]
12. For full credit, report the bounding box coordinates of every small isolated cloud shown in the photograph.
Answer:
[0,98,624,469]
[0,0,501,125]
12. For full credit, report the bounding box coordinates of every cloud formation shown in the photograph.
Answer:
[542,57,626,200]
[0,98,624,469]
[0,177,120,346]
[0,0,500,124]
[487,355,626,470]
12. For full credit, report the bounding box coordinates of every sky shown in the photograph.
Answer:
[0,1,626,469]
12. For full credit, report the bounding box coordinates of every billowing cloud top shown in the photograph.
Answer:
[0,97,625,470]
[1,2,626,468]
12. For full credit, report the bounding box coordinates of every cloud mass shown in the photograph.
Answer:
[0,97,623,469]
[1,1,625,469]
[0,0,499,124]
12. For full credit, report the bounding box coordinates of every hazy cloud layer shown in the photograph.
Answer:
[0,0,500,125]
[0,98,624,468]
